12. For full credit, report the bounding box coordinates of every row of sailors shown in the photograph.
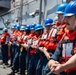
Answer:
[1,2,76,75]
[0,17,65,75]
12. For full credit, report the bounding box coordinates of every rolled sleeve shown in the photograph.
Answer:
[50,42,61,61]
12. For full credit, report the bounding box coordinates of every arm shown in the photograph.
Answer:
[61,53,76,70]
[48,42,61,68]
[39,42,61,60]
[43,48,51,60]
[53,54,76,74]
[50,42,61,60]
[21,43,28,48]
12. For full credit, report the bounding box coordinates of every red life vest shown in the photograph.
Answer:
[44,22,66,50]
[38,31,48,47]
[30,34,42,55]
[10,30,16,42]
[59,28,76,72]
[1,32,10,43]
[27,33,36,45]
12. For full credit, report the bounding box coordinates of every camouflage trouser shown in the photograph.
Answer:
[10,44,18,66]
[12,46,20,71]
[36,57,48,75]
[26,46,32,70]
[1,44,8,64]
[19,50,26,75]
[28,53,40,75]
[42,64,56,75]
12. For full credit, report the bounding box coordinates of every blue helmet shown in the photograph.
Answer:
[64,1,76,16]
[30,23,36,30]
[56,3,68,14]
[44,18,53,26]
[20,26,25,31]
[11,24,17,29]
[25,25,30,30]
[15,24,21,30]
[35,24,43,31]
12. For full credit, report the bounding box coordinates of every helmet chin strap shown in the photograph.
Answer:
[73,20,76,30]
[74,20,76,26]
[62,16,64,22]
[59,16,64,25]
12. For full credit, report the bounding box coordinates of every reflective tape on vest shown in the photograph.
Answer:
[27,38,32,45]
[41,34,48,39]
[52,29,58,38]
[62,43,73,57]
[33,40,38,46]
